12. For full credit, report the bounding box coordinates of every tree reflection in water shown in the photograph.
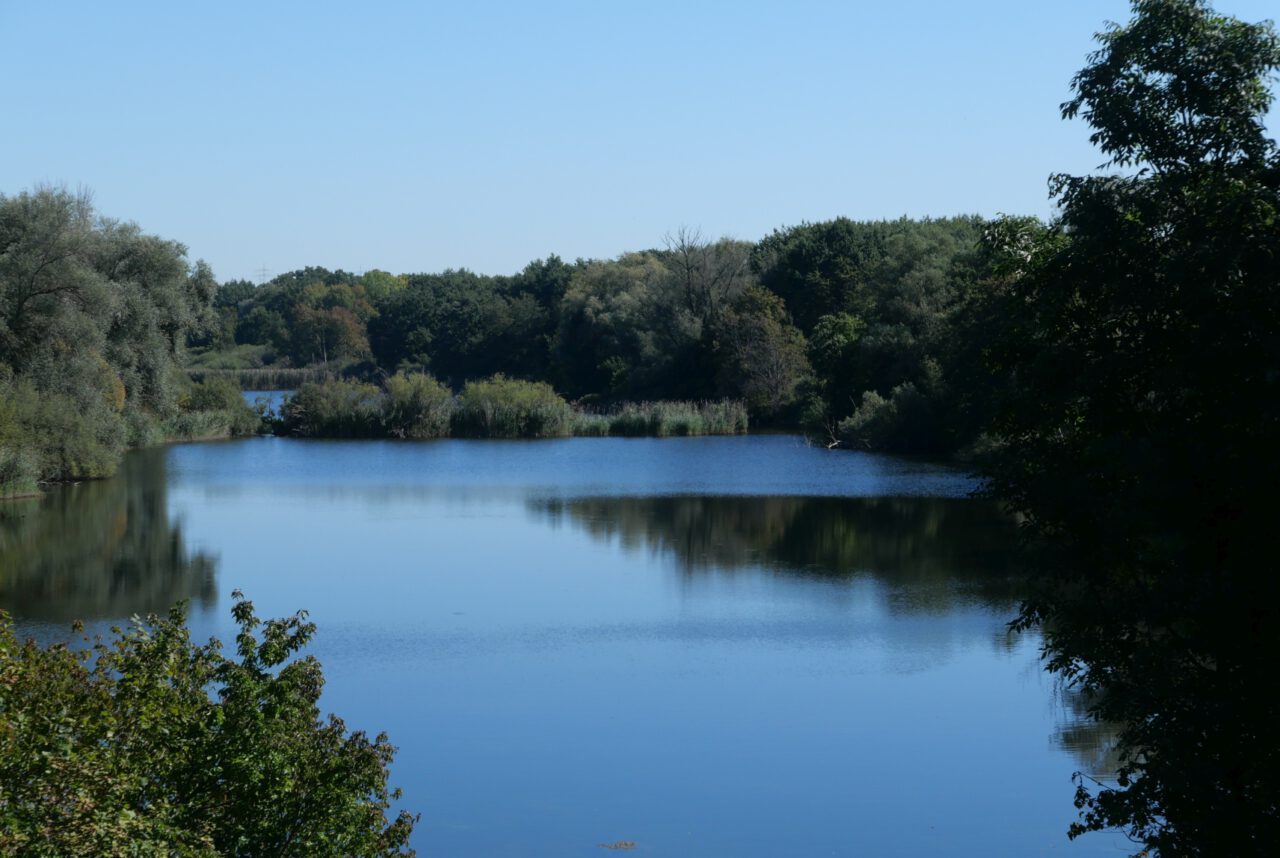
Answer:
[533,493,1120,774]
[532,495,1024,613]
[0,448,216,622]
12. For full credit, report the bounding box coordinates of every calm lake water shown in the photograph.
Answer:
[0,436,1125,857]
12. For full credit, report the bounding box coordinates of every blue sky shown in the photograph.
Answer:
[2,1,1276,281]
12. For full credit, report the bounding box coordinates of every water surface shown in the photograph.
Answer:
[0,436,1124,857]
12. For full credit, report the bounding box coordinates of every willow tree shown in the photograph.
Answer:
[1,187,220,484]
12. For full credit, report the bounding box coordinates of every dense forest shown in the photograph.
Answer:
[191,216,989,451]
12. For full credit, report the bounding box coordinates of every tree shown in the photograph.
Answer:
[293,305,370,367]
[554,252,674,397]
[982,2,1280,854]
[0,595,417,856]
[713,287,811,419]
[661,227,754,325]
[751,217,887,332]
[0,187,225,485]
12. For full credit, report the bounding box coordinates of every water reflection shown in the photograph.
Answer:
[531,493,1121,780]
[532,495,1025,613]
[0,448,216,621]
[0,439,1124,853]
[1055,687,1123,779]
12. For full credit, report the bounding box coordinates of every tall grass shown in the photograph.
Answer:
[167,377,263,440]
[162,410,253,442]
[185,344,272,371]
[569,412,612,437]
[188,367,333,391]
[453,376,573,438]
[587,400,748,437]
[384,372,454,439]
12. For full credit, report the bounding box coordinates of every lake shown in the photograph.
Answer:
[0,435,1125,856]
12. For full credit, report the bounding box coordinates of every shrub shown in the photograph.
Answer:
[170,378,262,439]
[384,373,454,439]
[182,377,245,412]
[280,381,386,438]
[163,409,258,441]
[838,383,945,455]
[453,375,573,438]
[0,596,416,856]
[0,380,124,482]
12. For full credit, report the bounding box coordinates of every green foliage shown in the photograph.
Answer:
[0,595,416,856]
[162,409,256,443]
[1064,0,1279,173]
[752,216,984,445]
[569,412,612,437]
[235,306,288,348]
[186,344,272,371]
[165,378,261,440]
[0,377,125,483]
[453,375,572,438]
[752,217,885,331]
[981,2,1280,853]
[384,372,454,439]
[214,278,256,310]
[807,312,865,394]
[181,377,247,413]
[280,381,386,438]
[189,366,334,391]
[264,374,748,440]
[837,382,945,455]
[194,218,996,440]
[712,287,811,420]
[554,253,676,398]
[0,187,222,484]
[367,270,549,385]
[596,400,748,437]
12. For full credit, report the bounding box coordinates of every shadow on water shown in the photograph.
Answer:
[531,494,1027,614]
[0,448,217,622]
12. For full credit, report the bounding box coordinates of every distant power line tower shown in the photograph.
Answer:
[255,265,272,285]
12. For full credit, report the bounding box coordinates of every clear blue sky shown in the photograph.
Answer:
[2,1,1276,282]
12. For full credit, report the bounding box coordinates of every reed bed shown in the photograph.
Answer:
[187,367,333,390]
[452,376,573,438]
[587,400,748,437]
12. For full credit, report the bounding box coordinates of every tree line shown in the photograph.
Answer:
[197,216,989,454]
